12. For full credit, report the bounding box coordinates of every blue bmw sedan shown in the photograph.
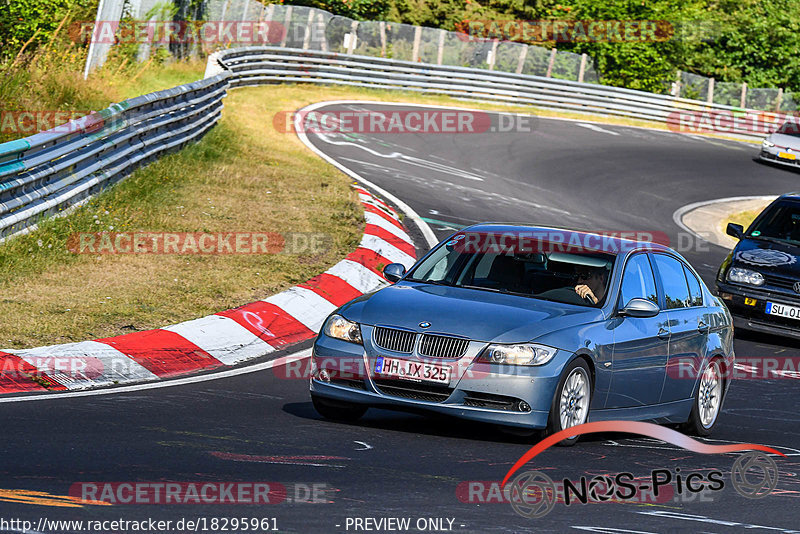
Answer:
[309,225,734,444]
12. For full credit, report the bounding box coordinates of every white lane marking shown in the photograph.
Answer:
[576,123,620,136]
[313,131,487,182]
[364,210,413,243]
[325,259,388,294]
[354,441,373,451]
[0,349,312,404]
[573,528,657,534]
[295,102,438,249]
[8,340,159,390]
[360,233,416,267]
[163,314,275,365]
[636,511,800,532]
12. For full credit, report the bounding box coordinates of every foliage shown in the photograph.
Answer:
[0,0,97,62]
[284,0,800,93]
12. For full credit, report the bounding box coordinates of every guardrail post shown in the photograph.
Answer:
[707,77,715,104]
[412,26,422,62]
[488,40,498,70]
[775,88,784,111]
[280,5,293,47]
[516,46,527,74]
[380,21,387,57]
[740,82,747,108]
[545,48,557,78]
[437,29,445,65]
[346,20,359,54]
[319,13,328,52]
[578,53,587,83]
[302,8,314,49]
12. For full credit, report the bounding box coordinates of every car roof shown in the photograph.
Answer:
[457,223,673,256]
[777,192,800,201]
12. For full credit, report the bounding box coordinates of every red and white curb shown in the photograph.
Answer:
[0,186,417,395]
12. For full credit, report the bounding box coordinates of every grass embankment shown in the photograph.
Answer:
[0,80,369,348]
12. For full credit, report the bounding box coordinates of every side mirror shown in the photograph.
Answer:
[383,263,406,283]
[726,223,744,240]
[619,298,660,318]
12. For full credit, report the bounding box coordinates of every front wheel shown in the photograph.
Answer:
[547,359,593,446]
[682,358,723,436]
[311,395,368,422]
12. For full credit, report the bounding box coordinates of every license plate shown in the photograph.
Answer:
[766,301,800,321]
[778,151,796,160]
[375,356,451,384]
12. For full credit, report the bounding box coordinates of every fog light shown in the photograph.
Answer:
[719,292,733,301]
[318,369,331,383]
[518,401,531,412]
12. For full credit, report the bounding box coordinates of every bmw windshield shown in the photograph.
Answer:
[405,234,616,307]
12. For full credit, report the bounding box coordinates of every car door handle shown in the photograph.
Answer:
[657,327,670,339]
[698,321,710,333]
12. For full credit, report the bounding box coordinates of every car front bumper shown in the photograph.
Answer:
[309,330,574,430]
[717,281,800,339]
[758,147,800,168]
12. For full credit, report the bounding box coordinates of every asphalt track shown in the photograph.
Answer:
[3,102,800,533]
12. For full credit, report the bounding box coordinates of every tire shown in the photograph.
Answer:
[547,359,593,447]
[682,358,723,436]
[311,395,368,422]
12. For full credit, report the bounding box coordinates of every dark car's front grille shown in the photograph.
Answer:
[418,334,469,359]
[373,378,453,402]
[373,327,416,353]
[463,391,524,411]
[763,273,800,295]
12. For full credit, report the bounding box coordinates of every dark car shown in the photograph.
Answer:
[717,193,800,338]
[311,225,734,443]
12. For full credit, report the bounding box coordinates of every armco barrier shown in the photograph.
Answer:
[0,46,780,241]
[215,46,779,142]
[0,73,230,240]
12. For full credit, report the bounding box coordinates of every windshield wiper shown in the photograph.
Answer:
[413,279,453,286]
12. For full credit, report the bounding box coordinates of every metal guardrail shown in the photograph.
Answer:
[217,46,777,142]
[0,73,230,240]
[0,45,776,243]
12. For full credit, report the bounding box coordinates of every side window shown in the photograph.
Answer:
[653,254,691,309]
[619,254,658,306]
[683,265,704,307]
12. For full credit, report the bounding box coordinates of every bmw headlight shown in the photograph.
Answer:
[477,343,556,366]
[727,266,765,286]
[762,140,775,148]
[323,314,362,344]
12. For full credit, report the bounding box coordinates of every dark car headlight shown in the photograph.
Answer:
[727,266,765,286]
[323,314,363,344]
[477,343,556,366]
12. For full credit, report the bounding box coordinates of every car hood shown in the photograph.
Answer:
[340,282,605,345]
[767,132,800,149]
[733,238,800,277]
